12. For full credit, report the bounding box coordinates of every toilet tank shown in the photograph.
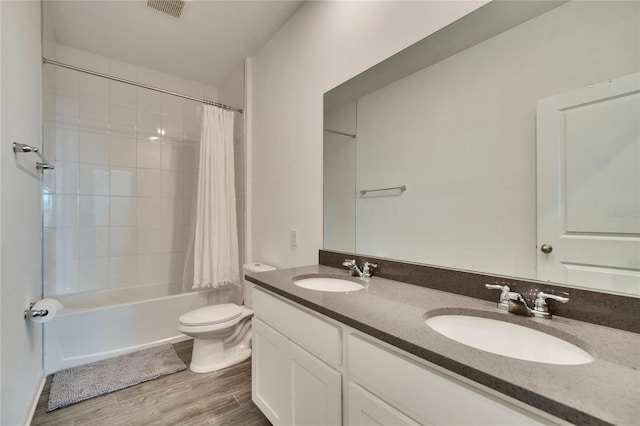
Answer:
[243,263,276,308]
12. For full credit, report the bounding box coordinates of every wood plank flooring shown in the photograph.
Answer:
[31,340,271,426]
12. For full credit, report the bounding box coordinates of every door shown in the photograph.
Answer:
[289,340,342,426]
[252,318,288,425]
[537,73,640,295]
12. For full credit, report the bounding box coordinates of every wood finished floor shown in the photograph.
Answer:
[31,340,271,426]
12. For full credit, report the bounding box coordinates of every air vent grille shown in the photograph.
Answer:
[147,0,185,18]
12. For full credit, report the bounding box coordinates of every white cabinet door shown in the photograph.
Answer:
[252,318,288,425]
[289,340,342,426]
[253,317,342,426]
[537,73,640,295]
[348,382,421,426]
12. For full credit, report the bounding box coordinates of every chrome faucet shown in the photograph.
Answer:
[485,283,569,319]
[342,259,377,278]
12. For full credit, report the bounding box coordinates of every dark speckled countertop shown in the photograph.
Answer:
[246,265,640,426]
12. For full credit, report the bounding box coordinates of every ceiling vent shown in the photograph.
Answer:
[147,0,185,18]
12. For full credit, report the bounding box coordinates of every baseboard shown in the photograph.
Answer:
[22,372,45,426]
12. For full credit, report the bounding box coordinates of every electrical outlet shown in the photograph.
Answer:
[290,229,298,248]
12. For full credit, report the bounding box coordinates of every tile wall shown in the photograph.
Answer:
[42,44,219,296]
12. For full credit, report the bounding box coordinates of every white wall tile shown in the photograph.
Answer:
[110,81,137,109]
[42,194,56,228]
[161,115,183,143]
[79,131,109,165]
[110,59,137,81]
[137,110,162,140]
[161,197,183,225]
[56,68,79,97]
[161,142,182,171]
[56,195,79,228]
[79,164,110,195]
[137,254,168,285]
[55,128,79,161]
[56,259,79,294]
[161,171,183,198]
[183,100,202,122]
[80,74,109,103]
[110,226,137,256]
[137,140,162,169]
[161,73,182,93]
[137,88,162,114]
[55,44,80,66]
[109,135,137,167]
[55,161,79,195]
[137,66,163,87]
[79,227,110,259]
[136,169,162,197]
[161,93,183,117]
[183,145,197,171]
[109,105,137,137]
[79,99,109,133]
[79,195,110,226]
[184,118,200,143]
[110,167,136,196]
[79,257,110,290]
[110,197,137,226]
[137,197,163,226]
[55,96,79,129]
[56,228,79,261]
[110,256,137,287]
[137,226,163,254]
[79,51,109,73]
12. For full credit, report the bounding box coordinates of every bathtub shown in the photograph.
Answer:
[43,283,239,374]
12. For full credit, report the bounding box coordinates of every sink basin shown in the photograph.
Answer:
[293,275,365,292]
[426,315,593,365]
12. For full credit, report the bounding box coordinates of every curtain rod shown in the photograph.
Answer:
[42,57,243,114]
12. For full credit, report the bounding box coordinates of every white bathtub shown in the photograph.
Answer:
[43,283,239,374]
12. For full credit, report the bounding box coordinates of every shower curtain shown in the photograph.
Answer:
[185,105,240,289]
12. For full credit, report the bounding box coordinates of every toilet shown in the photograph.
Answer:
[177,263,276,373]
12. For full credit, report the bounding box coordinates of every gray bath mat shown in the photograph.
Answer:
[47,344,186,411]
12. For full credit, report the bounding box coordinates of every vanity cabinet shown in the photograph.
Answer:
[252,288,342,426]
[252,286,553,426]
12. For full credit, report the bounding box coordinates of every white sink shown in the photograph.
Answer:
[426,315,594,365]
[293,276,364,292]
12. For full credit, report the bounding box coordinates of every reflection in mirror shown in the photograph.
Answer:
[324,1,640,296]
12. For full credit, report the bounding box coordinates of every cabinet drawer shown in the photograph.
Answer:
[253,287,342,367]
[348,334,546,426]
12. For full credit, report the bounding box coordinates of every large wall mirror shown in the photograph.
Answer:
[323,1,639,296]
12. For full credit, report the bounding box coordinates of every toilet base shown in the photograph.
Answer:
[189,335,252,373]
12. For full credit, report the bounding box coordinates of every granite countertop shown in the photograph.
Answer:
[245,265,640,426]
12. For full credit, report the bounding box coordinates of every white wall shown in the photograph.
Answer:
[42,44,219,296]
[249,1,487,268]
[0,1,45,424]
[354,1,640,279]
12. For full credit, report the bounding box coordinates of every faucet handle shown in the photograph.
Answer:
[362,262,377,277]
[485,283,511,310]
[533,292,568,319]
[534,292,569,313]
[342,259,357,267]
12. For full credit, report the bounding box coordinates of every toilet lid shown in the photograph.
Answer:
[178,304,243,326]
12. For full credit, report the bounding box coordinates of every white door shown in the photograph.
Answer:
[289,340,342,426]
[252,318,288,425]
[537,73,640,295]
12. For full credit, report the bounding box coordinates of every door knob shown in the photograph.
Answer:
[540,244,553,254]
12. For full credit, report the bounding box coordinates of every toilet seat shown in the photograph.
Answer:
[178,303,242,327]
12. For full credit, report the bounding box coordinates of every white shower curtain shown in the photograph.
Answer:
[188,105,240,289]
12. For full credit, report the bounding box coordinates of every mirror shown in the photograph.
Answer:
[323,1,640,296]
